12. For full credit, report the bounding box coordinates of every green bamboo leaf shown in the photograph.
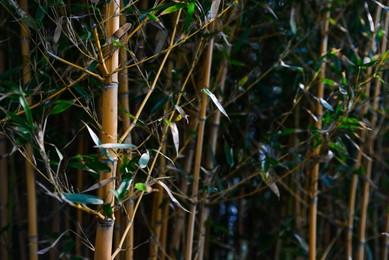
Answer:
[63,193,103,205]
[19,96,33,125]
[102,204,113,218]
[138,151,150,168]
[201,88,230,121]
[150,96,169,115]
[135,182,148,192]
[146,12,158,21]
[50,100,73,115]
[113,174,133,201]
[161,3,187,16]
[183,0,196,32]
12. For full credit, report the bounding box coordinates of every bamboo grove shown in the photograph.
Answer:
[1,0,389,259]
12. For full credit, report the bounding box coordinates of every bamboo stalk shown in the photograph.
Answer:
[149,59,174,259]
[20,0,38,258]
[116,4,134,260]
[383,189,389,260]
[309,2,331,259]
[0,40,8,259]
[76,134,85,256]
[356,3,384,259]
[382,12,389,248]
[185,36,214,259]
[95,1,120,259]
[198,38,227,260]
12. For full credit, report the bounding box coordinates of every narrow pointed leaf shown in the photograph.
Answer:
[36,230,69,254]
[63,193,103,205]
[19,96,33,125]
[319,98,334,112]
[170,122,180,155]
[84,123,101,146]
[113,175,132,201]
[209,0,221,20]
[157,180,190,213]
[201,88,230,121]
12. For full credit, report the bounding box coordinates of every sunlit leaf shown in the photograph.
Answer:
[63,193,103,205]
[84,123,101,146]
[82,178,115,193]
[170,122,180,156]
[175,105,189,124]
[138,152,150,168]
[113,174,132,201]
[322,78,335,86]
[319,98,334,112]
[161,3,187,16]
[201,88,230,121]
[208,0,221,21]
[183,0,196,32]
[290,7,296,34]
[135,182,152,192]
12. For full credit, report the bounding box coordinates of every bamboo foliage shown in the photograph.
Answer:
[2,1,389,259]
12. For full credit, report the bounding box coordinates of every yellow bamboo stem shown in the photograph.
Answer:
[20,0,38,258]
[185,35,214,259]
[95,1,120,259]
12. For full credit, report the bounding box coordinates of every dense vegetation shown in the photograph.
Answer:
[1,0,389,259]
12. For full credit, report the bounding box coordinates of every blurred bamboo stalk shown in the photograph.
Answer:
[117,4,134,259]
[0,135,8,259]
[356,3,383,259]
[0,38,8,260]
[309,2,330,259]
[95,1,120,259]
[20,0,38,259]
[76,134,85,256]
[198,37,228,260]
[185,35,214,259]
